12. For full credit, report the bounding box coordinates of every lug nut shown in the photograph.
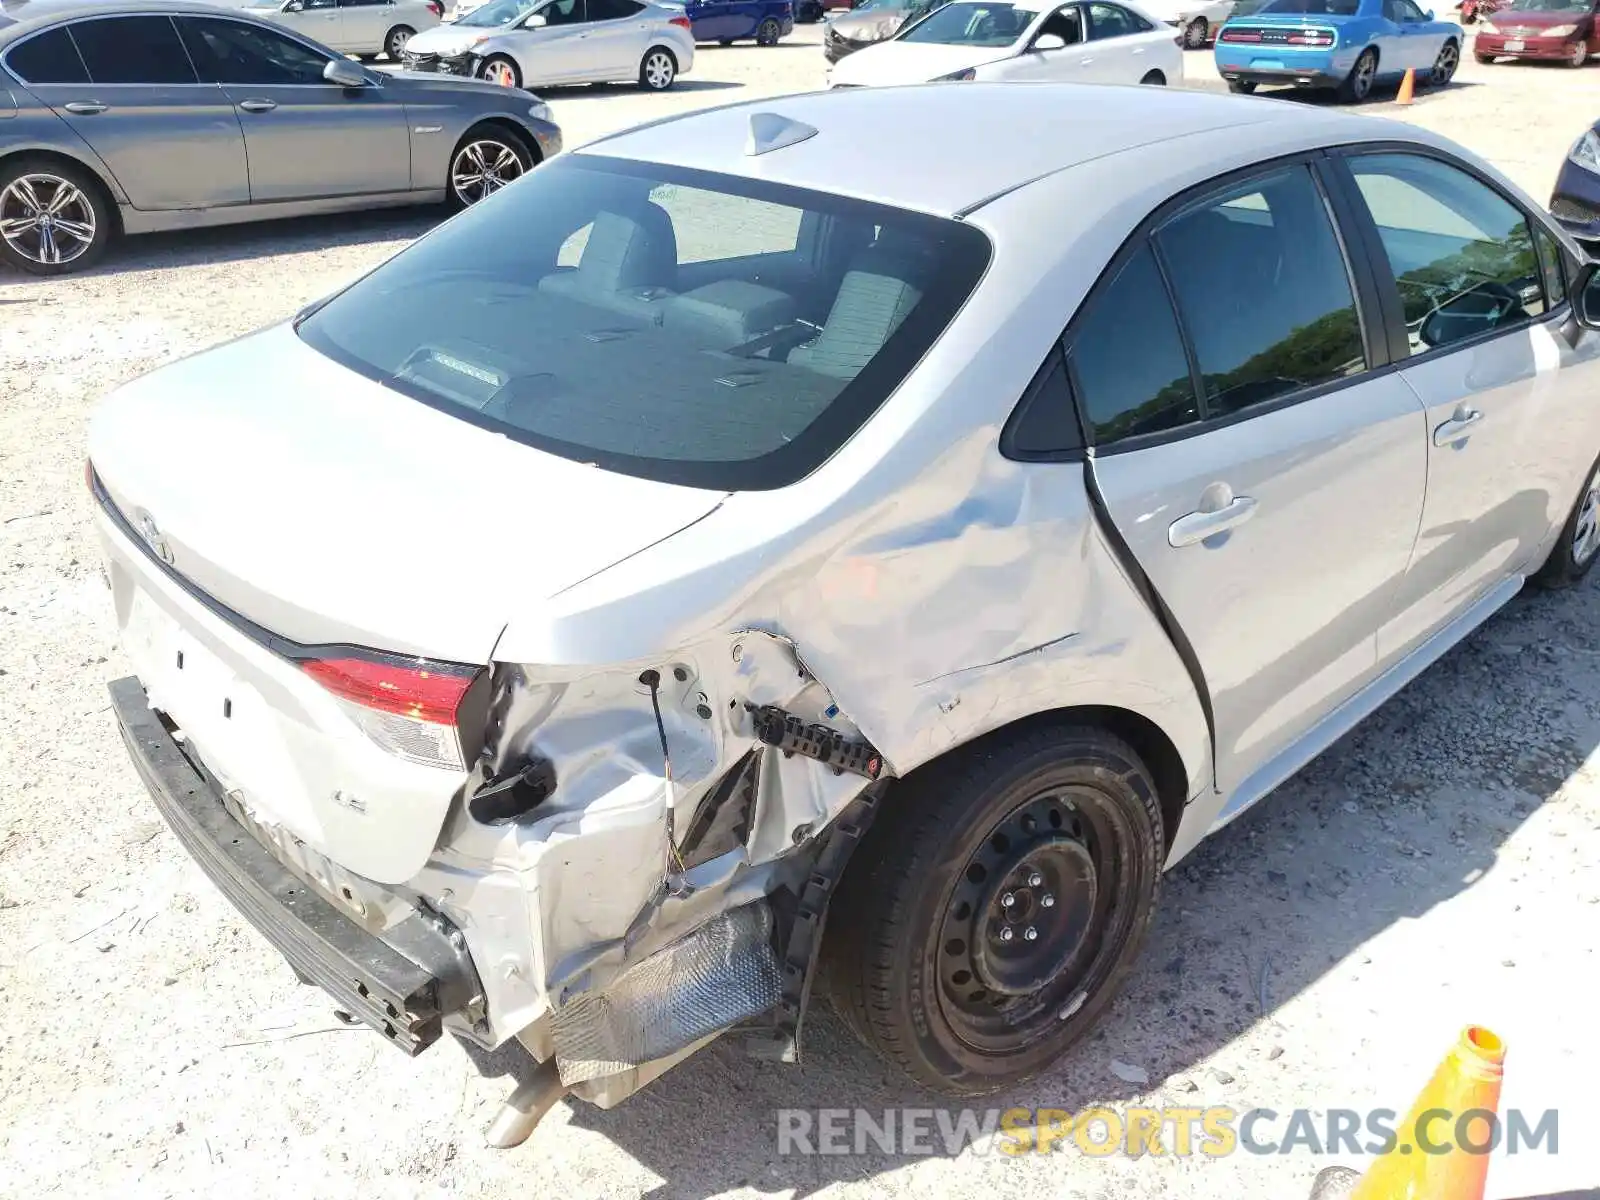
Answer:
[1024,926,1039,941]
[1041,894,1056,908]
[999,927,1014,942]
[1027,871,1043,887]
[1000,892,1016,908]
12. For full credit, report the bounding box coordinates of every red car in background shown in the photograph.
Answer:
[1474,0,1600,65]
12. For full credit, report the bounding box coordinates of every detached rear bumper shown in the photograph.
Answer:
[110,675,482,1056]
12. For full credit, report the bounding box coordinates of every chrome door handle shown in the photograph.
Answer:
[1432,407,1483,447]
[238,98,278,112]
[1169,496,1258,548]
[63,101,107,114]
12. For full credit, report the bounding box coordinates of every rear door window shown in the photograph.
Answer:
[70,16,199,84]
[178,16,331,84]
[1154,165,1366,417]
[5,27,90,83]
[295,155,991,490]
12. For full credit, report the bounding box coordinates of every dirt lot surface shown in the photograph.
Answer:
[3,22,1599,1200]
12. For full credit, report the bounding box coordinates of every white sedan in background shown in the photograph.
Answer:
[1139,0,1232,47]
[242,0,443,58]
[401,0,695,89]
[827,0,1184,87]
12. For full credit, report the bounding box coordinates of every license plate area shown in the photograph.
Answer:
[1505,38,1524,49]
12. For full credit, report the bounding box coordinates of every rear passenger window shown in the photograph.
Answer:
[1347,153,1547,351]
[1004,347,1081,457]
[1070,243,1199,443]
[1156,166,1366,417]
[70,16,198,84]
[5,28,90,84]
[588,0,646,16]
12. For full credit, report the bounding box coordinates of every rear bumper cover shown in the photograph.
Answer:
[1218,65,1344,85]
[110,675,483,1055]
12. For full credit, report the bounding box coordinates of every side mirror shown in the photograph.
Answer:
[284,1,304,10]
[1033,31,1066,49]
[1576,261,1600,330]
[323,57,370,86]
[1424,7,1434,17]
[523,12,547,24]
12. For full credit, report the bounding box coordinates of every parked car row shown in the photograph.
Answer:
[242,0,443,59]
[1473,0,1600,67]
[0,0,562,274]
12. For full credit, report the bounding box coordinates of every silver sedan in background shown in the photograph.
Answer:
[0,0,562,274]
[400,0,695,89]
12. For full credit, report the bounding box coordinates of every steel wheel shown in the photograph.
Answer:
[0,171,99,270]
[1183,16,1207,48]
[756,16,782,43]
[479,54,520,87]
[1572,463,1600,566]
[639,47,676,89]
[449,136,528,207]
[1431,38,1458,83]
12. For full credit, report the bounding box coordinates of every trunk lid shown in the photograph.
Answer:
[828,40,1007,83]
[88,322,728,666]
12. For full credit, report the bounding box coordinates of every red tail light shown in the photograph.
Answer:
[1220,27,1263,40]
[302,654,477,724]
[1285,30,1334,44]
[670,14,692,27]
[426,0,443,14]
[301,652,480,769]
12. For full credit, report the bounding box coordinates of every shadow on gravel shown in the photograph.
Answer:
[454,572,1600,1198]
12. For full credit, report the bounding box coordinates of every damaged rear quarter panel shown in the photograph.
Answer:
[453,167,1212,1046]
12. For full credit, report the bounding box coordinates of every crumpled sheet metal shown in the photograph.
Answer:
[548,900,781,1086]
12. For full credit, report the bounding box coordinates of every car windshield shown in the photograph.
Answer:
[296,155,991,491]
[1505,0,1585,10]
[898,1,1039,44]
[456,0,537,26]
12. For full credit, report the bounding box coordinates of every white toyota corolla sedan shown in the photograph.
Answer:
[90,82,1600,1145]
[827,0,1184,86]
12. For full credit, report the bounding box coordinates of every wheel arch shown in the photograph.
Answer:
[458,116,544,167]
[0,146,125,235]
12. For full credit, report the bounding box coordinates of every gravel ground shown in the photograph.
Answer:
[3,23,1599,1200]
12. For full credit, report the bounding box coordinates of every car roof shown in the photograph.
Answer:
[0,0,242,40]
[578,82,1405,218]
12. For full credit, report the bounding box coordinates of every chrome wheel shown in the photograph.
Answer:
[641,48,675,89]
[1432,38,1458,83]
[450,138,527,205]
[0,172,96,268]
[1183,16,1207,48]
[1573,464,1600,565]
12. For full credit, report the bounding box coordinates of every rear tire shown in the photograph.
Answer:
[1475,50,1494,62]
[1337,46,1378,102]
[1182,15,1207,47]
[820,724,1164,1097]
[639,46,677,89]
[0,156,112,276]
[1226,78,1257,93]
[1534,456,1600,588]
[384,24,415,59]
[756,16,782,43]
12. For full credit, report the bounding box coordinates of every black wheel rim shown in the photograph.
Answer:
[934,786,1131,1053]
[1353,52,1374,96]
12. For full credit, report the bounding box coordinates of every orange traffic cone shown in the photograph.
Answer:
[1344,1025,1506,1200]
[1396,67,1416,104]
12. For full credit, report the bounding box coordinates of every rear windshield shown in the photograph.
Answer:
[296,154,991,491]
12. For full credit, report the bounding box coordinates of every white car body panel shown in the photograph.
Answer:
[248,0,442,53]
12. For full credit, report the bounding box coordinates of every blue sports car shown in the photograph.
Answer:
[1214,0,1463,102]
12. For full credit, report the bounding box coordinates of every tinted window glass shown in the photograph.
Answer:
[1087,1,1145,33]
[1071,244,1199,443]
[1157,167,1365,417]
[340,0,389,7]
[540,0,585,24]
[1004,348,1082,457]
[295,156,991,491]
[179,16,329,84]
[1349,153,1547,352]
[1035,6,1084,42]
[71,16,197,84]
[5,27,89,83]
[304,0,339,10]
[588,0,644,17]
[899,2,1041,45]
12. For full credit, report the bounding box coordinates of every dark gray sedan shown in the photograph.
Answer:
[0,0,562,274]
